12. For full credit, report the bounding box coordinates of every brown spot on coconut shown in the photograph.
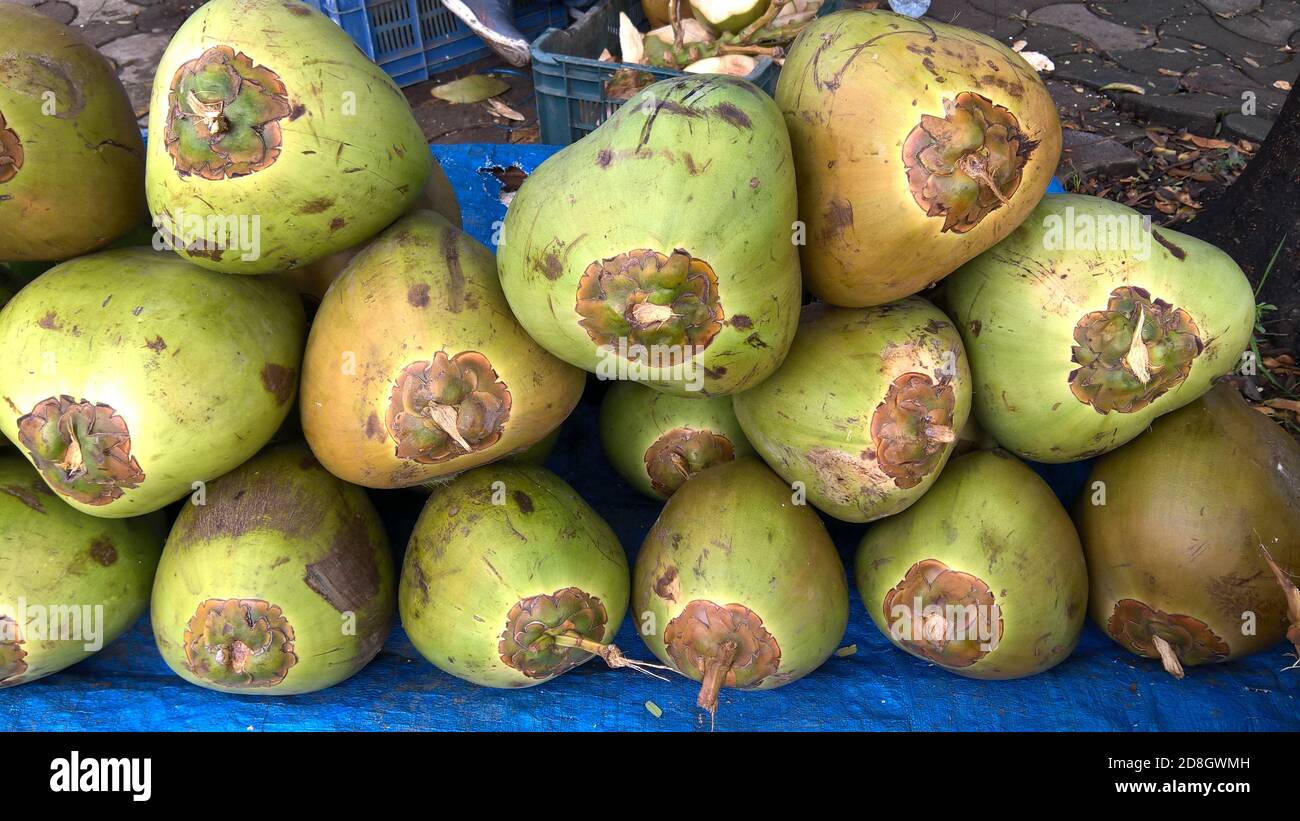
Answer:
[260,363,296,405]
[155,445,393,694]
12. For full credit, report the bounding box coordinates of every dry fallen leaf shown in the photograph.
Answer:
[1182,134,1233,150]
[1157,68,1182,77]
[508,125,540,144]
[1265,398,1300,414]
[1018,50,1054,72]
[431,74,509,103]
[1100,82,1145,94]
[485,98,526,121]
[1275,80,1293,91]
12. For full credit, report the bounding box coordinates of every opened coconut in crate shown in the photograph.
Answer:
[532,0,831,144]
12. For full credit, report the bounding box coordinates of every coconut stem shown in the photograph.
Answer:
[922,611,950,644]
[186,91,228,136]
[1151,634,1185,680]
[697,640,738,719]
[956,152,1011,205]
[670,0,683,49]
[549,632,673,681]
[56,417,85,476]
[719,44,783,57]
[630,302,676,327]
[1257,541,1300,663]
[427,404,472,451]
[738,0,786,43]
[924,423,957,444]
[1125,307,1152,384]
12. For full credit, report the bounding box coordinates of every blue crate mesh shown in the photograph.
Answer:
[418,0,463,40]
[371,0,423,56]
[315,0,567,86]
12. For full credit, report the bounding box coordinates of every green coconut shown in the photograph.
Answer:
[0,248,305,517]
[151,444,394,695]
[0,5,147,262]
[145,0,431,274]
[497,75,801,397]
[632,458,849,717]
[1077,384,1300,678]
[733,298,972,523]
[0,454,164,688]
[856,450,1088,679]
[599,381,753,499]
[399,463,644,688]
[689,0,768,33]
[300,211,585,489]
[944,194,1254,462]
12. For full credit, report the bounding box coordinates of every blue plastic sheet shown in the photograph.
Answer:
[3,145,1296,732]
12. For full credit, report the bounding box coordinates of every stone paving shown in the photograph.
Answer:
[26,0,1300,180]
[924,0,1299,180]
[22,0,200,120]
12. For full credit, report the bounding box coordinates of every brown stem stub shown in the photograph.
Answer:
[870,373,958,489]
[499,587,609,680]
[16,395,145,506]
[664,600,781,713]
[1106,598,1229,675]
[1258,543,1300,660]
[697,640,739,715]
[1069,287,1202,414]
[1151,634,1185,680]
[901,92,1037,233]
[386,351,511,464]
[183,599,298,688]
[643,427,736,497]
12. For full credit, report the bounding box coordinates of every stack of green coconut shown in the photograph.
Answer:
[2,0,1298,720]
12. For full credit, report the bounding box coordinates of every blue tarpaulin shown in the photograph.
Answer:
[3,145,1296,731]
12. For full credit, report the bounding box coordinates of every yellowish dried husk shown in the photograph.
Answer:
[775,10,1062,307]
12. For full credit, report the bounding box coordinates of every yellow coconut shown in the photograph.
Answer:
[775,10,1061,307]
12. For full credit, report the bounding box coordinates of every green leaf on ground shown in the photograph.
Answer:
[431,75,510,104]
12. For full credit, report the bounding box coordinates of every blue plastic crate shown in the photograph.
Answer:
[307,0,570,87]
[532,0,839,145]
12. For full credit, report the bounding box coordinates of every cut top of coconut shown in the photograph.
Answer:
[684,55,757,76]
